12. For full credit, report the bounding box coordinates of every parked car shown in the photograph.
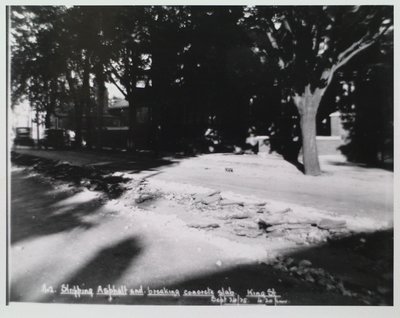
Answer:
[13,127,34,147]
[40,129,71,149]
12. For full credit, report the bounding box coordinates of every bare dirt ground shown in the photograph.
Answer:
[10,149,393,305]
[13,148,393,222]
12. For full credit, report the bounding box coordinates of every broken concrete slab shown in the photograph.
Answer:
[193,190,220,200]
[219,199,244,207]
[256,216,314,228]
[266,231,287,238]
[317,218,347,230]
[284,258,295,266]
[233,228,263,238]
[201,194,222,205]
[299,259,312,268]
[266,223,314,232]
[306,229,329,243]
[253,202,268,207]
[256,218,277,229]
[193,191,222,205]
[228,212,251,219]
[235,220,259,230]
[134,193,157,204]
[188,222,220,230]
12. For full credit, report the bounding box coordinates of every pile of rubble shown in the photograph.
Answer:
[190,190,266,213]
[11,152,129,198]
[270,257,354,297]
[180,189,350,244]
[258,216,348,244]
[124,179,162,205]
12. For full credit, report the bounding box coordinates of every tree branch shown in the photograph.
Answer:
[320,67,335,92]
[266,29,279,50]
[335,41,373,72]
[337,35,368,62]
[315,22,392,98]
[336,23,391,71]
[109,63,124,82]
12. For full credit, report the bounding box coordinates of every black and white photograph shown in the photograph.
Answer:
[3,1,397,313]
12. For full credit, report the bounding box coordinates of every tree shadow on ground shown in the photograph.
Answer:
[11,170,103,245]
[159,229,392,306]
[326,158,394,172]
[11,151,183,198]
[12,149,181,175]
[63,237,142,290]
[32,229,393,305]
[283,157,305,173]
[285,229,393,305]
[82,148,182,173]
[267,136,305,173]
[11,237,143,303]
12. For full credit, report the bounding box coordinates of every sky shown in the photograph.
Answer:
[105,82,125,100]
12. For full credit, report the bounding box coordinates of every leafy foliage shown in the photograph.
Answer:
[10,6,393,170]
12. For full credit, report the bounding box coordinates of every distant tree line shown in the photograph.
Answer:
[10,6,393,175]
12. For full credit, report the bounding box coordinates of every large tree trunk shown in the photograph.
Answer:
[149,43,164,155]
[293,85,324,176]
[44,81,54,129]
[127,94,137,152]
[74,102,83,148]
[47,79,58,128]
[82,62,92,149]
[299,108,320,175]
[66,71,83,149]
[94,65,106,150]
[44,106,52,129]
